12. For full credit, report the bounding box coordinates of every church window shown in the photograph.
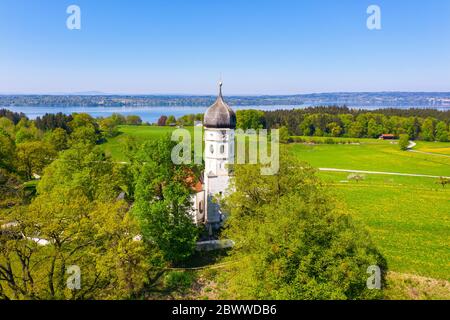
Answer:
[209,144,214,154]
[220,145,225,154]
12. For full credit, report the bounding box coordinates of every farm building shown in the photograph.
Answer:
[379,134,396,140]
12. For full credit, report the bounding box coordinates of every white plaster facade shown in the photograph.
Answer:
[191,83,236,231]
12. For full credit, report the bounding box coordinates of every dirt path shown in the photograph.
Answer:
[407,141,417,149]
[408,149,450,158]
[318,167,450,179]
[407,140,450,158]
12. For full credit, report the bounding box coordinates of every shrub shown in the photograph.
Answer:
[399,134,410,150]
[164,271,195,292]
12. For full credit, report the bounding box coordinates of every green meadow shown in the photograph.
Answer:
[102,126,450,286]
[415,141,450,156]
[101,125,190,161]
[290,138,450,281]
[318,171,450,281]
[290,138,450,177]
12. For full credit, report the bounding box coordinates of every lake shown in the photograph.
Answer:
[1,105,298,123]
[2,105,446,123]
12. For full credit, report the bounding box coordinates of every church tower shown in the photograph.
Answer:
[203,82,236,229]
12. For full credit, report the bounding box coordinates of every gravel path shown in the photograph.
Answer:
[318,168,450,179]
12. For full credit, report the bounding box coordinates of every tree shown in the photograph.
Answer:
[166,115,176,126]
[0,169,23,210]
[367,119,383,138]
[435,121,449,142]
[348,121,365,138]
[299,116,315,136]
[236,110,266,130]
[69,126,99,146]
[47,128,69,151]
[99,117,119,138]
[348,173,366,183]
[14,122,41,144]
[37,143,122,202]
[338,114,354,136]
[132,136,199,264]
[437,177,450,188]
[69,113,98,131]
[68,113,101,145]
[421,117,435,141]
[15,141,56,180]
[327,122,342,137]
[35,113,73,132]
[110,113,127,125]
[126,115,142,125]
[0,109,27,125]
[0,138,165,300]
[221,152,386,299]
[398,134,410,151]
[0,189,150,300]
[279,126,290,144]
[405,117,421,140]
[15,128,36,144]
[0,132,15,171]
[157,115,168,126]
[0,117,15,138]
[177,114,195,126]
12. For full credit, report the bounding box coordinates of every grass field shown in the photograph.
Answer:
[318,171,450,280]
[289,139,450,281]
[102,126,450,290]
[101,125,190,161]
[415,141,450,156]
[290,138,450,177]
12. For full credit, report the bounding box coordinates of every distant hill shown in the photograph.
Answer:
[0,92,449,108]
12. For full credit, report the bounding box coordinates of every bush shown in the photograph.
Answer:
[324,138,336,144]
[399,134,410,150]
[164,271,195,291]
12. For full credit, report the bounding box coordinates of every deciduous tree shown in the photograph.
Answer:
[132,136,199,264]
[221,152,386,299]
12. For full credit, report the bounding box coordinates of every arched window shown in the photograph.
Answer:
[209,144,214,154]
[220,145,225,154]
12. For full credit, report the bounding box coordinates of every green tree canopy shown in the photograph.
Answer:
[46,128,69,151]
[420,118,435,141]
[435,121,449,142]
[236,110,266,130]
[0,189,150,300]
[126,115,143,125]
[0,131,16,172]
[398,134,410,151]
[131,136,199,264]
[16,141,56,180]
[221,151,386,299]
[37,143,122,202]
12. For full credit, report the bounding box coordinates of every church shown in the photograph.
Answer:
[190,83,236,233]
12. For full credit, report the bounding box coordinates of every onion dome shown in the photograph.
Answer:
[204,82,236,129]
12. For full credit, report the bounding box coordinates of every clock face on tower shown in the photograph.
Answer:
[209,144,214,154]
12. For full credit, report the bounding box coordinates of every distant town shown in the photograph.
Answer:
[1,92,450,108]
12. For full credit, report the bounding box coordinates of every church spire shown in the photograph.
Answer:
[203,81,236,129]
[218,81,223,99]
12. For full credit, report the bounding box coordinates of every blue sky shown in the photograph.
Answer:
[1,0,449,94]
